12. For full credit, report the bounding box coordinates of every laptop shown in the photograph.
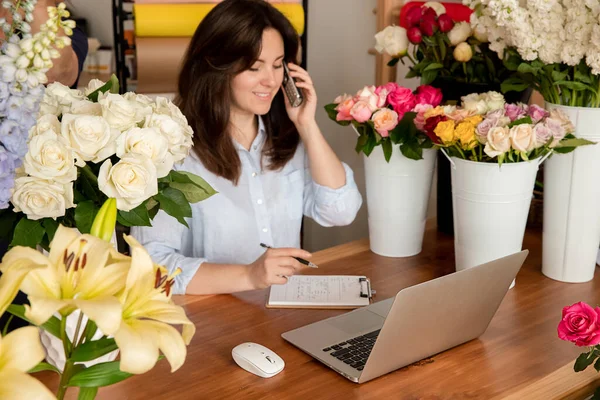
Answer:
[281,250,528,384]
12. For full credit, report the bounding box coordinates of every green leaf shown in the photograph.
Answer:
[84,320,98,343]
[555,138,596,148]
[436,34,446,61]
[574,349,599,372]
[11,218,45,249]
[68,361,133,387]
[41,218,59,243]
[0,212,18,240]
[78,170,100,204]
[508,116,533,128]
[405,68,420,79]
[595,355,600,373]
[71,338,119,362]
[517,63,539,75]
[391,112,417,144]
[382,139,393,162]
[387,58,400,67]
[28,362,61,374]
[155,187,192,227]
[324,103,339,122]
[552,70,569,82]
[355,134,368,153]
[169,171,217,200]
[501,77,530,94]
[7,305,61,338]
[363,132,377,157]
[87,74,120,102]
[555,80,595,92]
[74,201,99,234]
[503,54,521,71]
[117,203,151,227]
[424,62,444,72]
[169,182,215,203]
[400,141,423,160]
[78,387,98,400]
[421,70,438,85]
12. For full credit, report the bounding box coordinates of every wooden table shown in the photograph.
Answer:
[37,229,600,399]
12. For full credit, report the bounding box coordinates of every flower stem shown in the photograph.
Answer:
[80,164,98,185]
[56,360,75,400]
[72,312,84,351]
[60,316,70,360]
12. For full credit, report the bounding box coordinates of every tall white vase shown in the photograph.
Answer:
[363,147,437,257]
[449,156,540,287]
[542,104,600,283]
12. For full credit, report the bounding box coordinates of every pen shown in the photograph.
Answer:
[259,243,319,268]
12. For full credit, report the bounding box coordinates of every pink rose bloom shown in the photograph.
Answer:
[533,123,553,148]
[413,103,433,131]
[528,104,549,122]
[349,100,373,123]
[486,108,506,121]
[335,97,355,121]
[333,93,352,104]
[545,118,567,147]
[388,86,416,115]
[375,82,400,96]
[558,302,600,347]
[355,85,386,111]
[504,103,527,121]
[475,117,497,143]
[371,108,399,137]
[415,85,443,107]
[448,108,473,122]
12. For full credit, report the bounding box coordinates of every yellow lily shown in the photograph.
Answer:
[0,326,56,400]
[113,235,195,374]
[0,225,130,336]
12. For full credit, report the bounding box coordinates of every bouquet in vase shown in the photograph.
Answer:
[324,83,443,161]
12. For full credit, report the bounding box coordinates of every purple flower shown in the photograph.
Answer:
[476,118,497,142]
[528,104,549,123]
[0,145,17,179]
[0,175,14,209]
[0,120,28,158]
[505,103,528,121]
[486,108,506,121]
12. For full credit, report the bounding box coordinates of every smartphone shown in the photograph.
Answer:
[282,62,303,108]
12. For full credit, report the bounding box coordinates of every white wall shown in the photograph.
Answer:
[68,0,113,48]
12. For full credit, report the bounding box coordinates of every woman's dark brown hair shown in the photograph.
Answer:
[176,0,300,184]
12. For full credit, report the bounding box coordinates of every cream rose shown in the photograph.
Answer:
[84,78,105,96]
[41,82,85,116]
[116,127,174,178]
[371,108,399,137]
[60,114,118,166]
[69,99,102,116]
[374,25,408,57]
[98,154,158,211]
[454,42,473,62]
[448,22,472,46]
[509,124,536,152]
[463,98,488,115]
[143,114,193,163]
[484,127,511,158]
[23,131,77,183]
[11,177,74,220]
[124,92,154,107]
[152,97,189,126]
[483,91,506,112]
[28,114,61,139]
[99,93,152,132]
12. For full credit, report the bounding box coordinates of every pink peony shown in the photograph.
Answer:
[528,104,549,122]
[335,97,355,121]
[371,108,399,137]
[558,302,600,347]
[349,100,373,123]
[504,103,528,121]
[415,85,443,107]
[388,86,417,115]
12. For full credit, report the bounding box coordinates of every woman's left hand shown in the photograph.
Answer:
[283,63,317,130]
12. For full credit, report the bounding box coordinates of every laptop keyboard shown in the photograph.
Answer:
[322,329,380,371]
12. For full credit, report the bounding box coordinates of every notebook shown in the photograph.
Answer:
[266,275,374,309]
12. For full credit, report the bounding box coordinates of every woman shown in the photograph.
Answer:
[132,0,362,295]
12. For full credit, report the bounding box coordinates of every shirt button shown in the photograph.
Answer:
[252,172,257,177]
[257,199,263,205]
[253,145,258,150]
[262,228,268,233]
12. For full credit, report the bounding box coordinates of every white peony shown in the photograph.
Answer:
[98,93,152,132]
[60,114,118,165]
[374,25,409,57]
[11,176,74,220]
[23,130,77,183]
[116,127,174,178]
[423,2,446,15]
[448,22,472,46]
[143,113,193,163]
[98,154,158,212]
[453,42,473,62]
[28,114,61,139]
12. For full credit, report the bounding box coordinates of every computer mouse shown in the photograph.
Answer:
[231,342,285,378]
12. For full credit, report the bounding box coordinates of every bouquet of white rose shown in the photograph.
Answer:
[0,76,215,249]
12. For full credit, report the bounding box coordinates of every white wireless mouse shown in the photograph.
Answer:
[231,342,285,378]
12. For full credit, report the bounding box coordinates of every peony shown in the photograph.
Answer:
[558,302,600,347]
[448,22,472,46]
[60,114,118,166]
[11,176,74,220]
[453,42,473,62]
[423,2,446,15]
[374,25,409,57]
[23,131,77,183]
[371,108,399,137]
[484,126,511,157]
[116,127,174,178]
[509,124,536,152]
[98,154,158,211]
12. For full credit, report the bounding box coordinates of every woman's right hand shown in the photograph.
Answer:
[247,247,312,289]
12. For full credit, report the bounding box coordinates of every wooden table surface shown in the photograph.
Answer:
[37,229,600,399]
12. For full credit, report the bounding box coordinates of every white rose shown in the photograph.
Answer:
[99,93,152,132]
[453,42,473,62]
[98,154,158,211]
[448,22,472,46]
[116,127,174,178]
[143,114,193,163]
[463,99,488,115]
[11,176,74,220]
[29,114,61,139]
[124,92,154,107]
[423,2,446,15]
[152,97,189,126]
[42,82,85,114]
[24,131,77,183]
[60,114,118,165]
[38,95,61,117]
[484,127,511,158]
[509,124,536,152]
[374,25,408,57]
[69,99,102,116]
[483,91,505,112]
[85,78,105,96]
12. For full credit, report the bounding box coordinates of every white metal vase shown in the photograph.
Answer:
[542,104,600,283]
[448,154,542,287]
[363,146,437,257]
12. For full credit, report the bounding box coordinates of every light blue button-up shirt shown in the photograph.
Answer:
[131,118,363,294]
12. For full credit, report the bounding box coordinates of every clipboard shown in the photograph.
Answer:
[265,275,376,310]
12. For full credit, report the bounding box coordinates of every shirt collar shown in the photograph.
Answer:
[233,116,266,153]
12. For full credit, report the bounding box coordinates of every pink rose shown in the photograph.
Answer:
[335,98,355,121]
[528,104,549,122]
[558,302,600,347]
[349,100,373,123]
[375,82,399,96]
[545,118,567,147]
[388,86,416,115]
[486,108,506,122]
[371,108,399,137]
[415,85,443,107]
[475,117,497,143]
[533,124,553,148]
[504,103,527,122]
[334,93,352,104]
[448,108,473,122]
[355,85,386,111]
[413,103,433,131]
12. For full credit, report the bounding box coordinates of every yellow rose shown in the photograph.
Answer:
[463,115,483,125]
[424,106,445,119]
[434,120,456,143]
[455,122,478,149]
